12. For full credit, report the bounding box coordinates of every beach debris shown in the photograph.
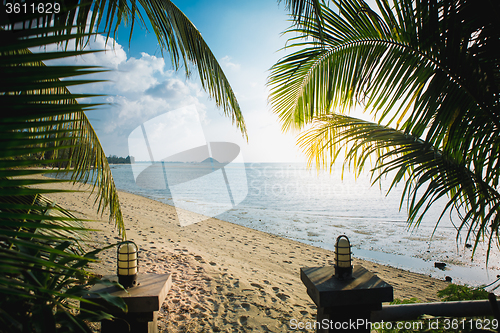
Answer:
[434,262,447,269]
[465,243,472,248]
[445,276,453,282]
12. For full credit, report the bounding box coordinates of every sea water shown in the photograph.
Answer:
[100,163,500,287]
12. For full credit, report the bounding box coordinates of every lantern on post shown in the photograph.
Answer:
[334,235,353,279]
[117,241,138,288]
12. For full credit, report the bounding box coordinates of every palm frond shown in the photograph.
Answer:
[271,0,500,259]
[1,26,124,236]
[1,0,247,139]
[0,21,128,331]
[143,0,247,137]
[269,0,500,137]
[299,114,500,259]
[280,0,325,39]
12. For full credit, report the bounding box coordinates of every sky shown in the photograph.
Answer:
[46,0,319,163]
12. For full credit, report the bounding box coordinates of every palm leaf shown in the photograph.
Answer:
[299,114,500,259]
[280,0,325,39]
[270,0,500,259]
[0,26,125,235]
[0,22,127,331]
[1,0,247,138]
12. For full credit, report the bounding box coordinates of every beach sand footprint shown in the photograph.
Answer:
[240,303,251,311]
[238,315,248,326]
[270,285,291,302]
[194,255,207,264]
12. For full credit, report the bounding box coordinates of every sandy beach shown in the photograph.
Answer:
[38,175,449,332]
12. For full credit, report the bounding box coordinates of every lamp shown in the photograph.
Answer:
[117,241,138,288]
[334,235,353,279]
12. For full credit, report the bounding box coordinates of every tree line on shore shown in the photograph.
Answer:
[107,155,134,164]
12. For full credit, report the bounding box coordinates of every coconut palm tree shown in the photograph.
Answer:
[268,0,500,259]
[1,0,323,330]
[0,27,128,331]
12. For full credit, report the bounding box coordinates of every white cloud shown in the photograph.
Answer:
[221,55,241,71]
[113,52,165,93]
[38,34,127,69]
[37,36,164,94]
[105,87,205,135]
[141,105,206,160]
[145,78,190,99]
[83,36,128,69]
[36,34,208,137]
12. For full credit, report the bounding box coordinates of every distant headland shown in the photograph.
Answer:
[200,157,220,164]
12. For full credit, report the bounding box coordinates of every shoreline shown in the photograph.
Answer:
[45,164,498,286]
[38,176,451,332]
[114,185,495,288]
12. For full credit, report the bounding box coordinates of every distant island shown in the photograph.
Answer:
[201,157,220,164]
[107,155,134,164]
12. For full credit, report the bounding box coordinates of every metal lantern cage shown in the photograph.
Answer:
[334,235,353,280]
[117,241,138,288]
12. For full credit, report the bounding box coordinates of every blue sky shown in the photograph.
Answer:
[49,0,318,163]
